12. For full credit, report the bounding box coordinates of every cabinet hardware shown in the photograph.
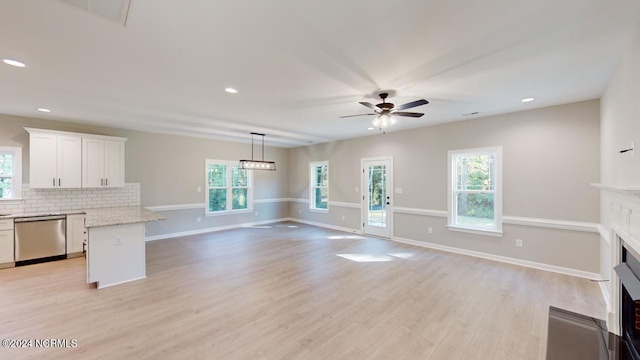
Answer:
[53,178,55,187]
[101,178,104,186]
[58,178,61,187]
[105,178,108,186]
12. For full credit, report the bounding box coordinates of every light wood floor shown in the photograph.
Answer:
[0,222,604,359]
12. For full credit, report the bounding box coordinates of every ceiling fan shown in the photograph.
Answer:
[340,92,429,129]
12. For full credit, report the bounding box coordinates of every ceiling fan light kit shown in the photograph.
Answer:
[239,132,276,171]
[372,113,396,129]
[340,92,429,130]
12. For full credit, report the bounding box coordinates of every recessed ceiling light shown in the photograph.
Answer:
[521,97,535,103]
[225,87,238,94]
[3,59,26,68]
[37,108,51,113]
[368,127,374,130]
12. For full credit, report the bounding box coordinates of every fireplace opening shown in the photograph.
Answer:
[618,245,640,360]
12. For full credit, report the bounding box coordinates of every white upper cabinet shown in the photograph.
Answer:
[104,140,125,188]
[82,138,125,188]
[29,132,58,188]
[28,130,82,188]
[26,128,126,189]
[82,138,105,188]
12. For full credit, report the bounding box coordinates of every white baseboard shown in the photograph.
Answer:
[144,218,290,241]
[598,280,611,314]
[97,276,147,289]
[286,217,362,234]
[608,311,617,335]
[391,236,601,280]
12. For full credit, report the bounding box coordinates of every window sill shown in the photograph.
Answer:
[205,209,253,217]
[447,225,503,238]
[309,208,329,213]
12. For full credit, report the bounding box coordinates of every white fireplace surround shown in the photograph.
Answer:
[592,183,640,335]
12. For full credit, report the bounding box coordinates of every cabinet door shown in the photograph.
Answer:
[0,230,14,264]
[82,138,105,188]
[29,133,57,188]
[57,135,82,188]
[104,140,125,188]
[66,214,86,254]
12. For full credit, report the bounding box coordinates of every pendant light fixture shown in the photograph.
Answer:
[239,132,276,171]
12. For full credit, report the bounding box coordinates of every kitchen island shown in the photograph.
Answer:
[85,206,164,289]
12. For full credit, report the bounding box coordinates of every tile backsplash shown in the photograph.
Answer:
[0,183,140,215]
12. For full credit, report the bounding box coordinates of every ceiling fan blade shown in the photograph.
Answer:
[359,102,382,112]
[392,111,424,118]
[393,99,429,111]
[339,113,377,118]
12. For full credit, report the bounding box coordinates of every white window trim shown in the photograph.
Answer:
[447,146,503,236]
[0,146,23,201]
[204,159,253,216]
[309,161,329,212]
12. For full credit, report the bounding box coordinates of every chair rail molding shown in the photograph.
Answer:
[392,206,598,233]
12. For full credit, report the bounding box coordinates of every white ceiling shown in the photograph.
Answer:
[1,0,639,147]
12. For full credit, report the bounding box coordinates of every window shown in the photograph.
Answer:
[448,147,502,235]
[205,160,251,215]
[0,146,22,200]
[309,161,328,211]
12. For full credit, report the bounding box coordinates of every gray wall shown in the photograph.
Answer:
[0,99,603,273]
[0,113,289,236]
[288,100,601,273]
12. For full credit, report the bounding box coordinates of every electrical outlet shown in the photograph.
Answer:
[197,217,201,222]
[197,186,202,192]
[255,211,259,216]
[298,209,301,215]
[516,239,523,248]
[395,188,403,194]
[355,187,359,192]
[428,227,433,234]
[114,236,122,245]
[341,215,345,221]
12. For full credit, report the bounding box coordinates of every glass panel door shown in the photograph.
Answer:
[362,158,392,238]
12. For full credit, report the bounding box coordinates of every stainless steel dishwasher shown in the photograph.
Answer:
[14,215,66,264]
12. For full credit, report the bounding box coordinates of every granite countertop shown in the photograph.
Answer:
[84,206,165,228]
[1,210,86,219]
[0,206,165,228]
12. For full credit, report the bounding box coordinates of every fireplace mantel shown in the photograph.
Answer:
[592,182,640,336]
[591,183,640,197]
[593,183,640,253]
